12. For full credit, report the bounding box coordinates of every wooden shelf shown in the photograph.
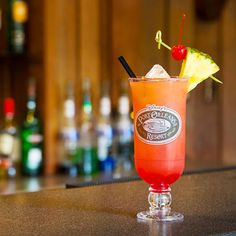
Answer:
[0,53,42,64]
[0,53,43,64]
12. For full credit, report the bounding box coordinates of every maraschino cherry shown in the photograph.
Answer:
[171,45,187,61]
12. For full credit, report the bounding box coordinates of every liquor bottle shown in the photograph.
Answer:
[78,79,98,176]
[21,78,43,176]
[58,80,79,176]
[97,95,115,172]
[7,0,28,54]
[0,98,19,178]
[114,95,133,175]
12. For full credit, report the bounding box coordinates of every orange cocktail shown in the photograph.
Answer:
[129,76,188,221]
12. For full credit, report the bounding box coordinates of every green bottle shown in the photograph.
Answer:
[21,78,43,176]
[78,79,98,176]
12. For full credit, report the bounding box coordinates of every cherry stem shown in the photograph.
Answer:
[178,14,186,45]
[155,31,171,51]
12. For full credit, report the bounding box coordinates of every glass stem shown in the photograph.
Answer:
[148,187,172,216]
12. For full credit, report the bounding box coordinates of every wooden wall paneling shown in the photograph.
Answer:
[28,0,44,57]
[138,0,167,74]
[11,59,29,123]
[0,0,9,120]
[0,0,7,53]
[168,1,222,166]
[0,64,11,120]
[191,19,221,164]
[79,0,102,115]
[43,0,78,174]
[74,2,81,120]
[111,0,141,109]
[61,0,78,131]
[168,0,195,75]
[222,0,236,164]
[167,0,197,164]
[100,0,112,95]
[43,0,58,174]
[111,0,167,109]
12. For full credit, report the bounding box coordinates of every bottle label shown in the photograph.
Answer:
[12,1,28,23]
[117,120,132,143]
[97,124,112,161]
[97,137,108,161]
[27,134,43,144]
[135,105,182,145]
[28,148,42,170]
[60,128,77,141]
[0,134,14,156]
[12,137,20,162]
[12,29,25,47]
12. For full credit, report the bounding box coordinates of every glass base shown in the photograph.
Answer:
[137,209,184,222]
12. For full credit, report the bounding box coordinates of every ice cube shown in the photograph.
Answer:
[145,64,170,79]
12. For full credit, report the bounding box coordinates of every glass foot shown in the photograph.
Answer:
[137,188,184,222]
[137,209,184,222]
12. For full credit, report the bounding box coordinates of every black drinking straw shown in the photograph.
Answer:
[118,56,137,78]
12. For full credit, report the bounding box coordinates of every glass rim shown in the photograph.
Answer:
[129,76,188,82]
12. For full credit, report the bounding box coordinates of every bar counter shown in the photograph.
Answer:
[0,169,235,235]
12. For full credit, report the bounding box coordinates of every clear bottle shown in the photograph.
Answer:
[7,0,28,54]
[21,78,43,176]
[97,95,115,172]
[78,79,98,176]
[58,80,79,176]
[0,98,19,178]
[114,95,134,176]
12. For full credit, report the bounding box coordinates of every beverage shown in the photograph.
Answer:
[130,77,187,192]
[7,0,28,54]
[58,81,79,176]
[0,98,19,177]
[114,95,133,175]
[129,73,188,222]
[79,79,98,175]
[21,78,43,176]
[97,95,114,172]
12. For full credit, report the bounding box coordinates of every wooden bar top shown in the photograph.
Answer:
[0,169,235,235]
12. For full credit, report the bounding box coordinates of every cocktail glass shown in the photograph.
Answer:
[129,76,188,221]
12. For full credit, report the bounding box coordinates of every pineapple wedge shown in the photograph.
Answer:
[179,47,220,92]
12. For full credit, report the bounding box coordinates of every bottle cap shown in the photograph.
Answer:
[4,98,15,115]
